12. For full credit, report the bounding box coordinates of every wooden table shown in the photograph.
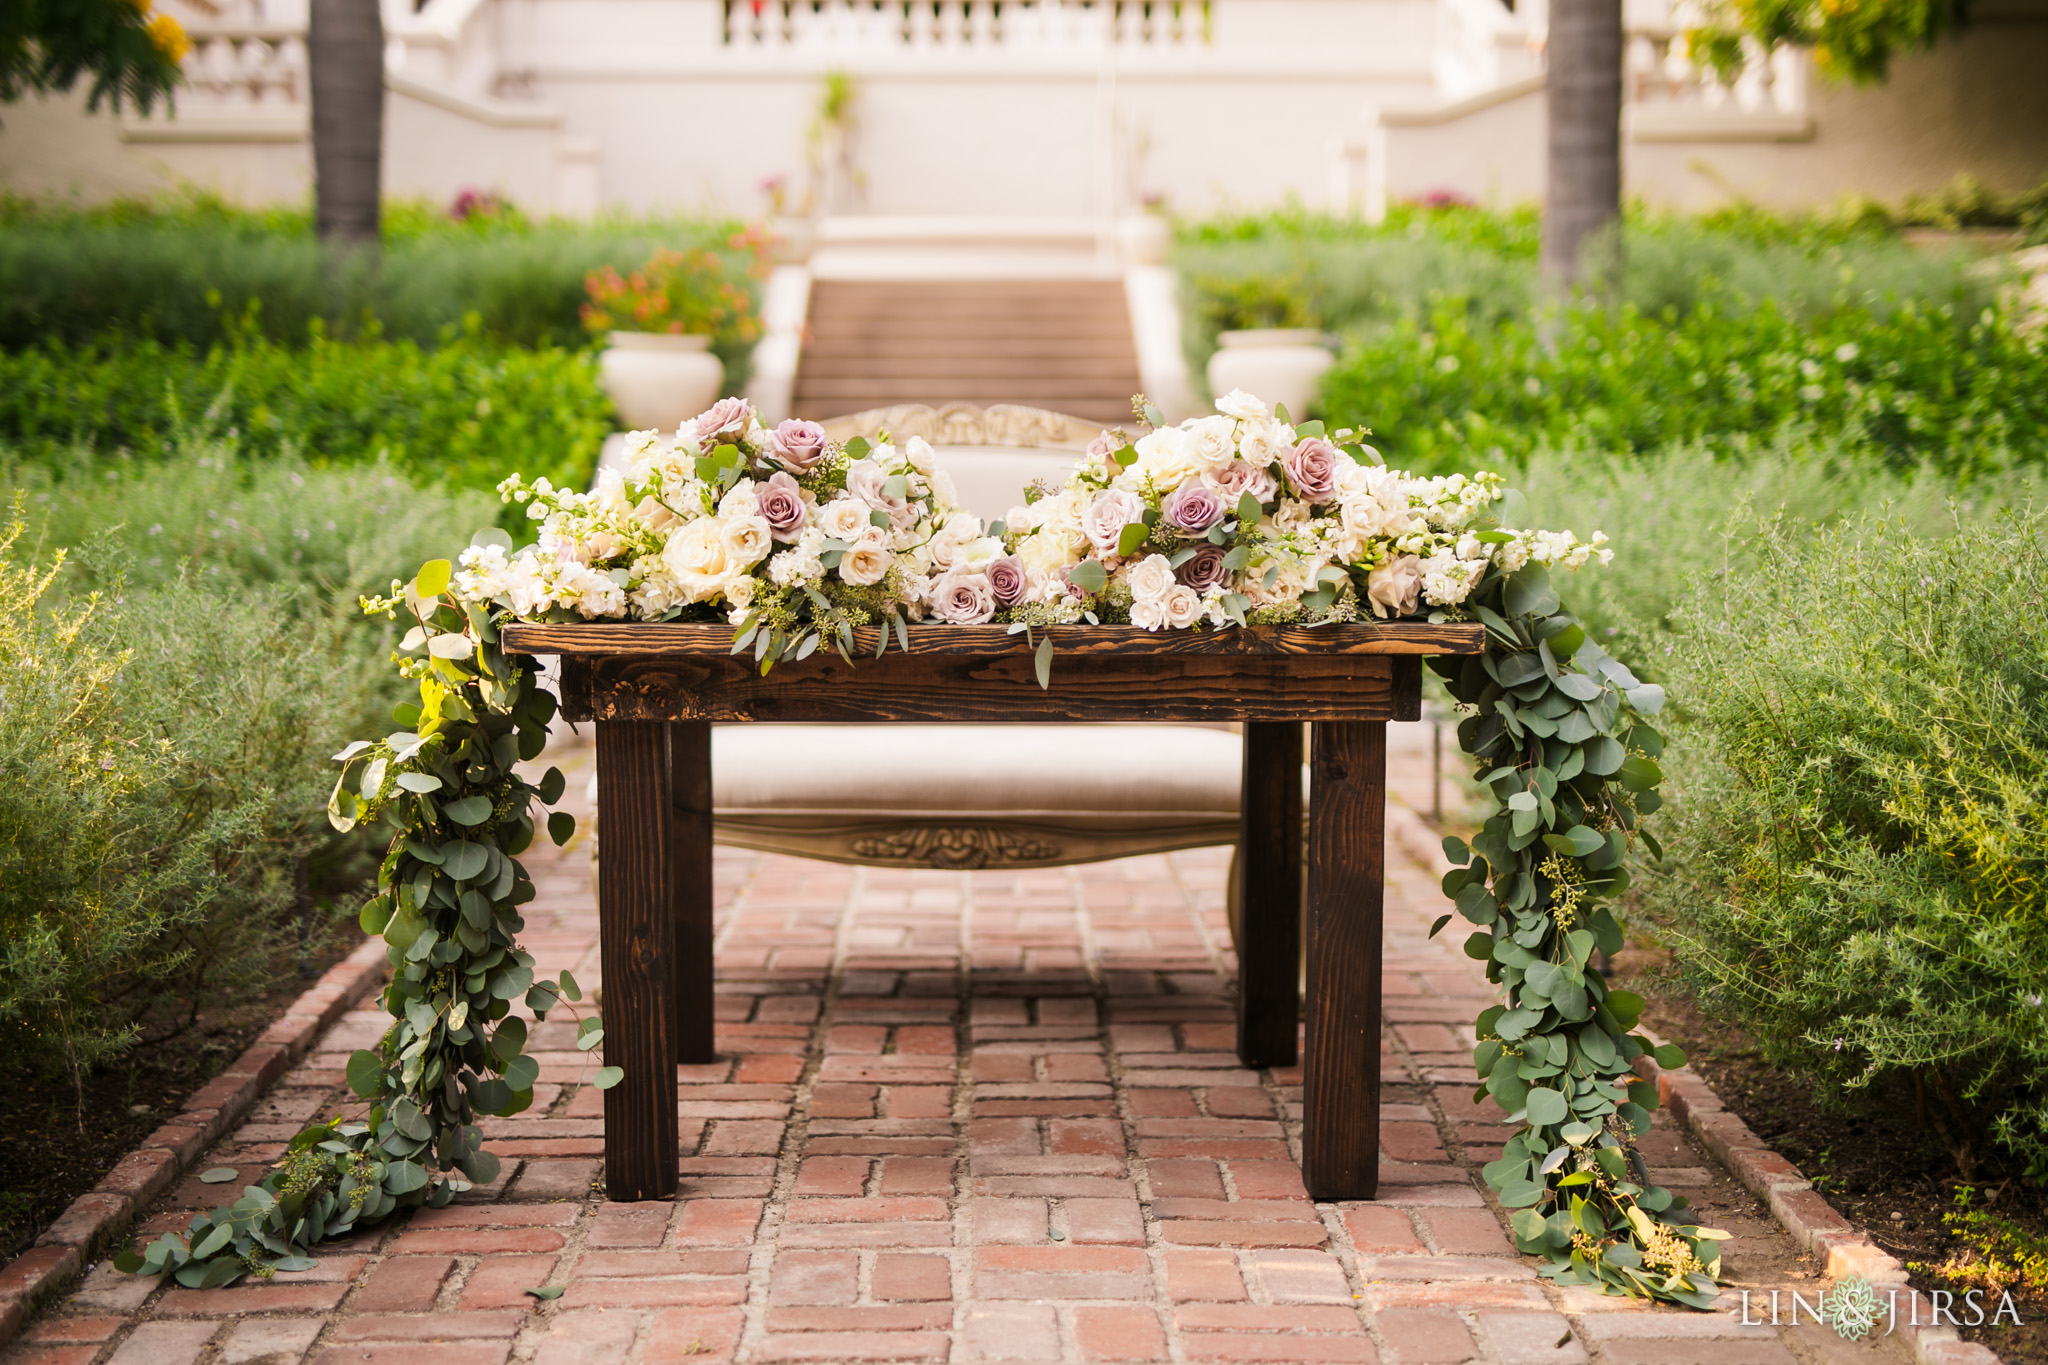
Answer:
[503,621,1485,1204]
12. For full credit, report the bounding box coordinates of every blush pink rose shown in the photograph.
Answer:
[1204,459,1278,505]
[757,471,807,542]
[692,397,754,444]
[1366,555,1423,618]
[929,570,997,624]
[1082,488,1146,556]
[770,418,828,473]
[1284,437,1342,502]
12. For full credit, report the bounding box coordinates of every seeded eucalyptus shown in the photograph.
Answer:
[118,550,599,1286]
[1432,564,1723,1307]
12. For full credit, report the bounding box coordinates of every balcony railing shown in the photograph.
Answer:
[721,0,1212,50]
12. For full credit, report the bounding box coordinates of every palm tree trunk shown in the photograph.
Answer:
[309,0,385,245]
[1542,0,1623,283]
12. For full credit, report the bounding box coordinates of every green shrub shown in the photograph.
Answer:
[0,450,493,1081]
[1317,291,2048,479]
[0,326,611,499]
[1642,511,2048,1180]
[0,193,765,377]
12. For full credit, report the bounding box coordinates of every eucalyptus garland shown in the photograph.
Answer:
[1432,564,1724,1307]
[117,554,600,1286]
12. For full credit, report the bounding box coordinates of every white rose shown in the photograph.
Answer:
[957,536,1004,572]
[718,478,760,519]
[1183,415,1238,471]
[1018,530,1078,575]
[1038,489,1091,553]
[1129,595,1169,630]
[721,515,773,567]
[1214,389,1271,421]
[1366,554,1423,619]
[819,496,872,542]
[904,435,938,476]
[1083,488,1147,557]
[929,468,960,512]
[928,513,982,570]
[723,572,758,614]
[1123,553,1175,603]
[1162,584,1204,629]
[1238,419,1293,469]
[1124,428,1203,492]
[839,539,892,585]
[661,517,732,604]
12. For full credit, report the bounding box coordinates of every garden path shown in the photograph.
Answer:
[3,726,1909,1365]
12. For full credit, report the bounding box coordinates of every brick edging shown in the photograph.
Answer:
[1385,799,2001,1365]
[0,936,389,1348]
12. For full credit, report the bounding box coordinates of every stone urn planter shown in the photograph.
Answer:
[1207,329,1335,420]
[1117,214,1172,266]
[598,332,724,433]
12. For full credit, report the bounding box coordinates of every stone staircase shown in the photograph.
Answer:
[791,279,1144,426]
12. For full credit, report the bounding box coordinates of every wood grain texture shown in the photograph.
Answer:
[596,721,679,1201]
[557,653,1408,724]
[1236,722,1303,1069]
[1302,721,1385,1202]
[669,722,716,1066]
[504,621,1485,660]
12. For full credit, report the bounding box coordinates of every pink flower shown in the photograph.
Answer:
[770,418,828,473]
[1162,482,1226,534]
[986,555,1028,607]
[757,471,807,542]
[1082,488,1146,556]
[1176,544,1231,593]
[692,397,754,444]
[1086,431,1122,472]
[1204,460,1278,505]
[1366,555,1423,618]
[1284,437,1342,503]
[929,570,997,624]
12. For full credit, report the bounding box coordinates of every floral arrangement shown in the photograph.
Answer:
[580,232,771,343]
[132,388,1721,1311]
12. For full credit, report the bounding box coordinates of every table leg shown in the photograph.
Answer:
[596,720,679,1201]
[1236,722,1302,1068]
[1302,721,1385,1201]
[670,721,716,1065]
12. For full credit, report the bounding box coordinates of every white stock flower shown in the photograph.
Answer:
[1214,389,1270,421]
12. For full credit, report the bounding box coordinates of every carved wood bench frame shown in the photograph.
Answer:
[504,620,1485,1205]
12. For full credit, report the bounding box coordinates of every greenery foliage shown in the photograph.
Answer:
[1433,566,1722,1303]
[0,326,611,499]
[0,195,767,373]
[0,448,494,1089]
[1641,510,2048,1182]
[120,550,594,1285]
[1686,0,1965,82]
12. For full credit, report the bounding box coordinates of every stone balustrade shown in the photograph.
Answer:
[720,0,1209,50]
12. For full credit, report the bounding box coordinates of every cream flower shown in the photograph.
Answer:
[839,528,893,586]
[1215,389,1271,421]
[721,514,773,568]
[1124,553,1176,603]
[1183,415,1238,472]
[1161,584,1204,629]
[818,495,872,542]
[661,518,732,604]
[1129,595,1169,630]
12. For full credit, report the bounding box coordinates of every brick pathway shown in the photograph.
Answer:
[6,727,1907,1365]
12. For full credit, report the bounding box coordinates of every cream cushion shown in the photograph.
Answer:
[932,447,1075,522]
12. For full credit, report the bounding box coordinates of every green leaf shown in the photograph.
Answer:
[549,812,576,846]
[1524,1087,1569,1127]
[525,1285,565,1300]
[346,1051,385,1100]
[559,969,582,1002]
[271,1256,318,1273]
[383,1161,429,1195]
[1617,755,1663,791]
[1429,913,1452,938]
[1652,1043,1688,1071]
[593,1066,624,1090]
[1581,735,1626,777]
[1113,443,1139,467]
[1034,636,1054,691]
[198,1167,239,1184]
[396,772,443,793]
[441,841,489,881]
[113,1250,145,1274]
[1442,835,1471,866]
[443,795,494,826]
[538,767,567,804]
[1116,522,1150,557]
[414,559,453,598]
[1503,565,1559,618]
[1510,1208,1549,1243]
[1068,560,1107,594]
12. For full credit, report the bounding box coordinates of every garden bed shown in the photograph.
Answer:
[0,934,357,1262]
[1616,944,2048,1364]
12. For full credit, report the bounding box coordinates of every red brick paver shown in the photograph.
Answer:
[5,728,1914,1363]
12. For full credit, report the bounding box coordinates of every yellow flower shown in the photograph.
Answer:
[145,13,192,64]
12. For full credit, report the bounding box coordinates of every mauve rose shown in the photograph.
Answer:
[1162,482,1226,534]
[986,555,1028,607]
[757,471,807,542]
[770,418,828,473]
[692,397,754,443]
[1204,459,1278,505]
[1284,437,1342,502]
[930,570,997,625]
[1176,544,1231,593]
[1082,488,1146,556]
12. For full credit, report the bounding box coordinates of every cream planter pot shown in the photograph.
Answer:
[1206,329,1335,419]
[599,332,724,433]
[1117,215,1172,266]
